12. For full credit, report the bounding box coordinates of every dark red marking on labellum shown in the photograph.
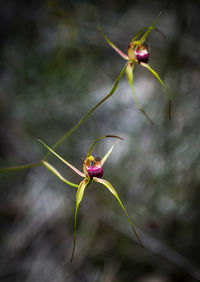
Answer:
[135,46,149,63]
[86,165,103,178]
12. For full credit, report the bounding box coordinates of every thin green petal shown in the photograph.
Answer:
[93,177,143,247]
[42,161,79,188]
[71,177,91,262]
[141,63,172,119]
[126,62,134,84]
[138,12,162,44]
[87,135,123,158]
[131,25,165,45]
[38,139,85,177]
[98,26,129,60]
[100,140,121,166]
[0,161,42,173]
[43,64,127,161]
[130,26,149,43]
[126,63,154,124]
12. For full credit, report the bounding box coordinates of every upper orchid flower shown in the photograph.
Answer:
[98,12,172,124]
[38,135,143,262]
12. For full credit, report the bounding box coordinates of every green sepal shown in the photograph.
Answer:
[141,63,172,119]
[93,177,143,247]
[138,12,162,45]
[130,26,149,44]
[100,140,121,166]
[98,26,129,60]
[42,161,79,188]
[87,135,123,158]
[71,177,91,262]
[38,139,85,177]
[126,63,154,124]
[126,62,134,84]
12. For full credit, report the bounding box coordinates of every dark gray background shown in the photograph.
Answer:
[0,0,200,281]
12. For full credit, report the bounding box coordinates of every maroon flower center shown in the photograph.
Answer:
[86,165,103,178]
[135,46,149,63]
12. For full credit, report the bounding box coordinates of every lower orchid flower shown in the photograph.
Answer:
[98,12,172,124]
[38,135,143,261]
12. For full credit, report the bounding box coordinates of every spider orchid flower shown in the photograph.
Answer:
[38,135,143,262]
[98,12,172,124]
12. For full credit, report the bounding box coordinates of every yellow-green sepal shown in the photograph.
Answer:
[87,135,123,158]
[93,177,143,247]
[100,140,122,166]
[126,62,134,84]
[38,139,85,177]
[126,63,154,124]
[71,177,91,262]
[138,12,161,45]
[42,161,79,188]
[130,26,149,44]
[141,63,172,119]
[98,26,129,60]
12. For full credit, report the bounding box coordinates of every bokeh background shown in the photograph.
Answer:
[0,0,200,281]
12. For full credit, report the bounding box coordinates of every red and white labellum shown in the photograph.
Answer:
[86,164,103,178]
[83,156,104,179]
[135,45,149,63]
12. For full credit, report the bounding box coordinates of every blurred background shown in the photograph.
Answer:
[0,0,200,281]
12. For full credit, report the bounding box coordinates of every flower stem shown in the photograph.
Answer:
[0,161,42,173]
[43,64,127,161]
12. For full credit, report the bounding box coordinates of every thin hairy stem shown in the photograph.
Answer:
[43,64,127,161]
[0,161,42,173]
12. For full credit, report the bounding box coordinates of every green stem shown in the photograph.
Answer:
[0,161,42,173]
[43,64,127,161]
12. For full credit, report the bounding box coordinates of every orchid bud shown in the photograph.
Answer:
[135,45,149,64]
